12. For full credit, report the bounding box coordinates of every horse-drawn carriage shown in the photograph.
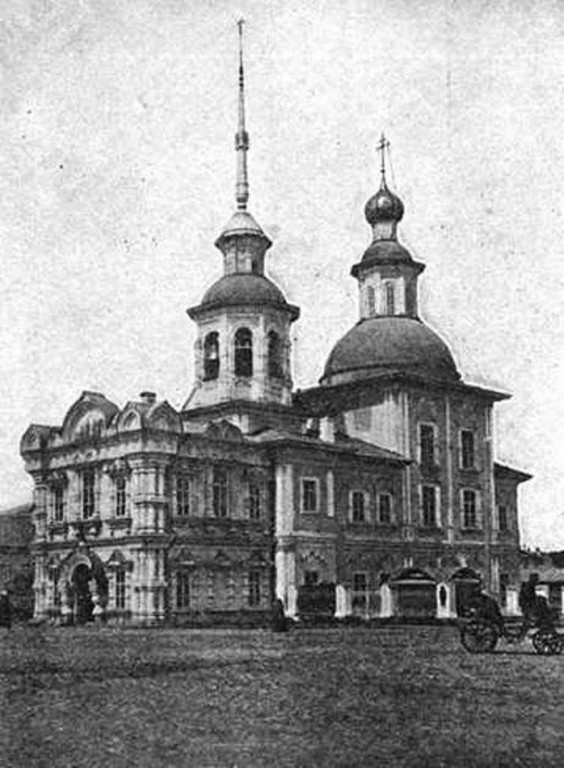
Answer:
[459,598,564,655]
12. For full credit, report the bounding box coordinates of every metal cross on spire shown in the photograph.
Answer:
[377,133,390,183]
[235,18,250,211]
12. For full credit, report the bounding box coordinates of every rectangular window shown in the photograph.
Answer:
[176,474,191,517]
[385,282,396,315]
[53,486,65,522]
[212,468,228,518]
[422,485,437,527]
[462,489,477,529]
[302,478,319,513]
[460,430,475,469]
[366,286,375,316]
[419,424,436,468]
[378,493,392,524]
[115,571,126,610]
[115,476,127,517]
[248,570,261,606]
[82,470,96,519]
[176,572,190,609]
[351,491,366,523]
[249,482,261,520]
[498,505,508,531]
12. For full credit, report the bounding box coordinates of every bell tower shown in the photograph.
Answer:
[184,21,299,418]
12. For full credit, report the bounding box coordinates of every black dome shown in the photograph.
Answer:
[322,316,459,385]
[365,182,404,226]
[194,274,298,320]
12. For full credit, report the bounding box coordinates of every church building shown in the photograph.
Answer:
[19,29,530,626]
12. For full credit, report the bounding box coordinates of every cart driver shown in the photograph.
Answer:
[468,586,504,632]
[519,573,541,624]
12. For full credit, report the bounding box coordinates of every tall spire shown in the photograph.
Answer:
[215,21,271,269]
[235,18,249,211]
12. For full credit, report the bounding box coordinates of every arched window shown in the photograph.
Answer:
[203,332,220,380]
[385,282,395,315]
[366,286,375,316]
[234,328,253,377]
[267,330,283,379]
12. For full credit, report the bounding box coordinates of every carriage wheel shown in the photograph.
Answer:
[532,629,559,656]
[460,620,498,653]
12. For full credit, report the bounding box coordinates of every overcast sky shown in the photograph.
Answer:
[1,0,563,548]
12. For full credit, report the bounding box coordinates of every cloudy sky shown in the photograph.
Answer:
[1,0,563,548]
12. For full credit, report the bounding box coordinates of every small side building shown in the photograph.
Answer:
[0,504,34,619]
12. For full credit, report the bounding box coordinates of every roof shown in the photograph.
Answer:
[188,274,299,320]
[494,463,532,484]
[351,240,423,276]
[247,427,408,463]
[295,371,509,417]
[321,316,460,386]
[215,210,272,245]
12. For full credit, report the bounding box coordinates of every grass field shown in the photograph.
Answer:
[0,624,563,767]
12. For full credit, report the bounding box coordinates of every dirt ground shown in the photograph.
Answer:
[0,624,562,767]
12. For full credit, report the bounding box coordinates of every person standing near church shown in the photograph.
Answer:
[0,590,12,629]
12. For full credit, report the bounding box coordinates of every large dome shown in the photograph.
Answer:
[321,316,459,385]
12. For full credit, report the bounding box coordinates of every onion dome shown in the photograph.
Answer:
[364,180,404,227]
[321,316,460,386]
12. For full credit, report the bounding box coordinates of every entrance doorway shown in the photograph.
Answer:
[73,564,93,624]
[451,567,481,617]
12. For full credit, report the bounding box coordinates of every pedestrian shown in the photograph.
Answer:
[518,573,540,624]
[271,598,288,633]
[0,590,12,629]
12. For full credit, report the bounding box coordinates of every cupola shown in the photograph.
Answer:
[321,135,459,387]
[184,21,299,414]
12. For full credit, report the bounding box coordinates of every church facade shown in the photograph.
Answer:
[20,36,530,626]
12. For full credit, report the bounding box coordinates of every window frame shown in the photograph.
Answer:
[418,422,438,469]
[82,469,96,519]
[421,484,439,528]
[212,467,228,518]
[377,492,393,525]
[384,281,396,315]
[352,571,369,612]
[176,571,191,609]
[115,475,127,518]
[461,488,479,529]
[203,331,220,381]
[366,285,375,316]
[249,481,261,520]
[234,327,253,377]
[301,477,320,514]
[267,330,283,379]
[53,485,65,522]
[350,490,367,523]
[460,429,476,470]
[175,473,191,517]
[115,570,126,610]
